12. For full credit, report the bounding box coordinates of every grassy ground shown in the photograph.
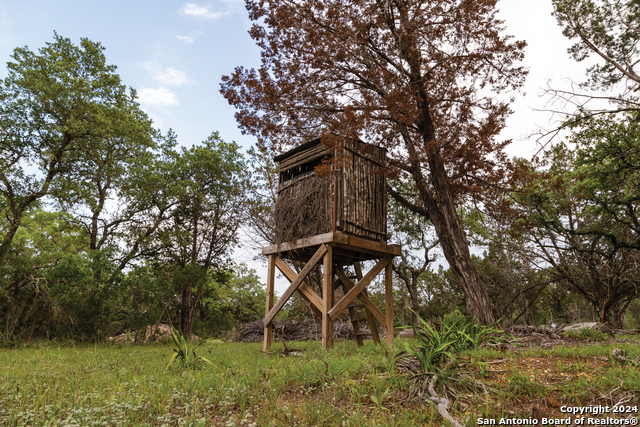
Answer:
[0,335,639,426]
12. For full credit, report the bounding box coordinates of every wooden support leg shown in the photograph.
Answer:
[385,261,394,347]
[329,255,393,320]
[263,245,327,327]
[347,303,364,347]
[322,245,334,350]
[263,254,276,352]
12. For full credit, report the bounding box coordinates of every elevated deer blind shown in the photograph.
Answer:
[261,137,400,351]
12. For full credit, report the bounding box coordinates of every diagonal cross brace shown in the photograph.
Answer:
[328,254,393,321]
[263,244,327,327]
[334,268,386,325]
[274,257,323,314]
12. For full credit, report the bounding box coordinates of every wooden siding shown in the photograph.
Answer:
[279,144,330,173]
[337,140,386,241]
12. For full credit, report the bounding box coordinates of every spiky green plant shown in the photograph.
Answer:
[398,311,511,372]
[458,318,510,351]
[166,328,217,370]
[398,310,461,372]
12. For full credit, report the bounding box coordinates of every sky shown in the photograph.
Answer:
[0,0,595,294]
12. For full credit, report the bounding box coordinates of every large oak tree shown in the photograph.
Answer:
[0,34,156,264]
[507,143,640,328]
[221,0,527,324]
[153,133,247,335]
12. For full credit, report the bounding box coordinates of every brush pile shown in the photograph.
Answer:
[274,175,331,244]
[108,324,199,343]
[226,318,360,343]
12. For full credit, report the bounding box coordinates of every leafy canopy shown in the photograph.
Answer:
[552,0,640,114]
[0,32,156,262]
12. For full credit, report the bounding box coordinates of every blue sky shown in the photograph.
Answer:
[0,0,261,151]
[0,0,590,154]
[0,0,594,291]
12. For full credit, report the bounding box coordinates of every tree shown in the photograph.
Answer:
[564,112,640,252]
[153,133,247,335]
[201,263,266,334]
[113,132,185,271]
[548,0,639,120]
[0,208,130,341]
[52,109,158,255]
[388,180,438,327]
[221,0,527,324]
[0,209,83,341]
[509,144,640,328]
[531,0,640,326]
[243,141,279,250]
[0,33,156,263]
[472,237,564,327]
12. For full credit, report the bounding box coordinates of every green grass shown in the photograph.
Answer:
[564,327,609,342]
[0,340,413,426]
[1,337,639,426]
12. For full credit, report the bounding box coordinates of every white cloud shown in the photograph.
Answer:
[142,63,192,86]
[155,67,191,86]
[181,3,223,19]
[138,87,179,108]
[177,35,194,43]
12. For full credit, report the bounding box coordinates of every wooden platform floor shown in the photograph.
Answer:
[262,231,401,264]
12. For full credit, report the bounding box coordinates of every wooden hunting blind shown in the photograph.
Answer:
[261,138,401,350]
[274,138,387,247]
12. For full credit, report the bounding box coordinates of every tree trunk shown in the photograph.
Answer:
[0,134,68,263]
[393,4,498,326]
[592,300,611,326]
[425,158,497,325]
[393,159,498,325]
[0,209,25,263]
[402,279,421,327]
[612,309,625,329]
[409,290,420,327]
[393,265,422,327]
[520,294,534,326]
[179,268,205,337]
[610,298,632,329]
[180,282,192,335]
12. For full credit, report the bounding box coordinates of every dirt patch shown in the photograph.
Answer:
[471,352,637,422]
[483,354,610,390]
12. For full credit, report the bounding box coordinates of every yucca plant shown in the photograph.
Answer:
[398,311,512,372]
[166,328,217,370]
[458,321,486,351]
[458,318,509,351]
[398,310,461,372]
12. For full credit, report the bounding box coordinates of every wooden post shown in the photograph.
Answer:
[322,244,334,349]
[263,254,276,352]
[385,261,394,347]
